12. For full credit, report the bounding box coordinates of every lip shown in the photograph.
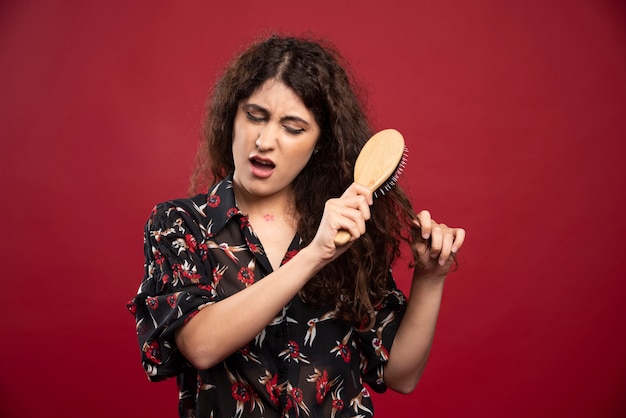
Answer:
[249,155,276,178]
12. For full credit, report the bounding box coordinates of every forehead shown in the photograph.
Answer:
[246,79,307,110]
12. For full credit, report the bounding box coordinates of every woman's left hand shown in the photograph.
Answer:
[412,210,465,278]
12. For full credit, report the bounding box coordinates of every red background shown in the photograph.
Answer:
[2,1,625,417]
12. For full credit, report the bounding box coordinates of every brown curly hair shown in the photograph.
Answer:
[189,34,422,323]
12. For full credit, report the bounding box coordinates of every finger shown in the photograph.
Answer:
[415,210,432,239]
[327,197,370,242]
[333,195,371,222]
[342,182,374,205]
[451,228,466,253]
[340,207,368,235]
[438,226,455,266]
[429,223,443,258]
[342,192,372,223]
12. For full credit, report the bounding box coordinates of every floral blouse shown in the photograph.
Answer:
[128,175,407,417]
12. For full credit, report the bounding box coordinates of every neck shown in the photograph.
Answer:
[233,184,296,220]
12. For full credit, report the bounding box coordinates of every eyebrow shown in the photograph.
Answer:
[243,103,312,127]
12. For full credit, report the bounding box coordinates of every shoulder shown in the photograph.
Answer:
[145,176,238,237]
[141,195,211,249]
[148,193,209,227]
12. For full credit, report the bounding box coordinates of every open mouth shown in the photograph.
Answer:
[250,157,276,169]
[249,157,276,178]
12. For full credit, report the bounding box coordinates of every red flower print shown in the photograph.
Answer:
[372,337,389,361]
[184,310,199,324]
[283,383,311,416]
[237,267,254,285]
[287,341,300,358]
[166,294,178,308]
[239,344,251,356]
[240,216,251,229]
[247,240,259,253]
[154,250,165,265]
[212,265,227,285]
[283,398,294,413]
[231,382,250,402]
[282,249,299,264]
[146,297,158,310]
[357,315,370,330]
[264,373,280,405]
[198,242,209,260]
[226,207,239,218]
[207,195,220,208]
[340,346,350,363]
[291,387,304,403]
[143,340,160,363]
[173,261,201,283]
[127,301,137,315]
[185,234,197,252]
[332,343,350,363]
[279,340,310,364]
[316,370,330,404]
[171,264,182,279]
[197,283,214,293]
[182,270,202,282]
[332,398,344,411]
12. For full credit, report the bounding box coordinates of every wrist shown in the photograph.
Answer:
[412,270,447,288]
[291,245,328,276]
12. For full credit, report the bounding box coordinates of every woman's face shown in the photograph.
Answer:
[232,79,320,205]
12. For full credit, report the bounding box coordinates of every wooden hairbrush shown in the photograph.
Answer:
[334,128,408,246]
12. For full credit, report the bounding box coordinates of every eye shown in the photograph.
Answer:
[246,111,266,123]
[283,125,305,135]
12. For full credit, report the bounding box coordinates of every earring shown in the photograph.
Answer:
[313,149,319,154]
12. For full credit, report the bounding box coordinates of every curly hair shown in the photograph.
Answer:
[190,34,422,323]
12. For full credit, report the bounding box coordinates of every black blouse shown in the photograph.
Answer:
[128,175,407,417]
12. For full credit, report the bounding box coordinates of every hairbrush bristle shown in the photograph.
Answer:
[373,146,408,198]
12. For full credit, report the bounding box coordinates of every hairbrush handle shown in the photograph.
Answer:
[334,230,352,246]
[332,129,407,247]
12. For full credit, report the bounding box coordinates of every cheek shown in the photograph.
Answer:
[230,141,247,172]
[286,143,316,174]
[231,124,247,157]
[293,136,318,160]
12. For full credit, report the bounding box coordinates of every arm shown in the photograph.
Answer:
[175,183,374,370]
[175,244,324,370]
[383,210,466,393]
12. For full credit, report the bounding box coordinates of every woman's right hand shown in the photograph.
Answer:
[309,182,374,263]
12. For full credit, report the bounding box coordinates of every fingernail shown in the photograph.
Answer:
[451,246,458,253]
[439,258,446,266]
[423,233,430,239]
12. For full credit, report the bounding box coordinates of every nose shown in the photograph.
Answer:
[256,124,279,151]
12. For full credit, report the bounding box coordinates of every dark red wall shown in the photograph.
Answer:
[2,1,625,417]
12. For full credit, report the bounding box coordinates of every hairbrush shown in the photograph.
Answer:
[334,128,408,246]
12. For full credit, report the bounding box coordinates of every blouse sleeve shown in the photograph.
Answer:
[127,201,218,382]
[356,273,407,393]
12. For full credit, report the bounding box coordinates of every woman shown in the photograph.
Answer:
[128,35,465,417]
